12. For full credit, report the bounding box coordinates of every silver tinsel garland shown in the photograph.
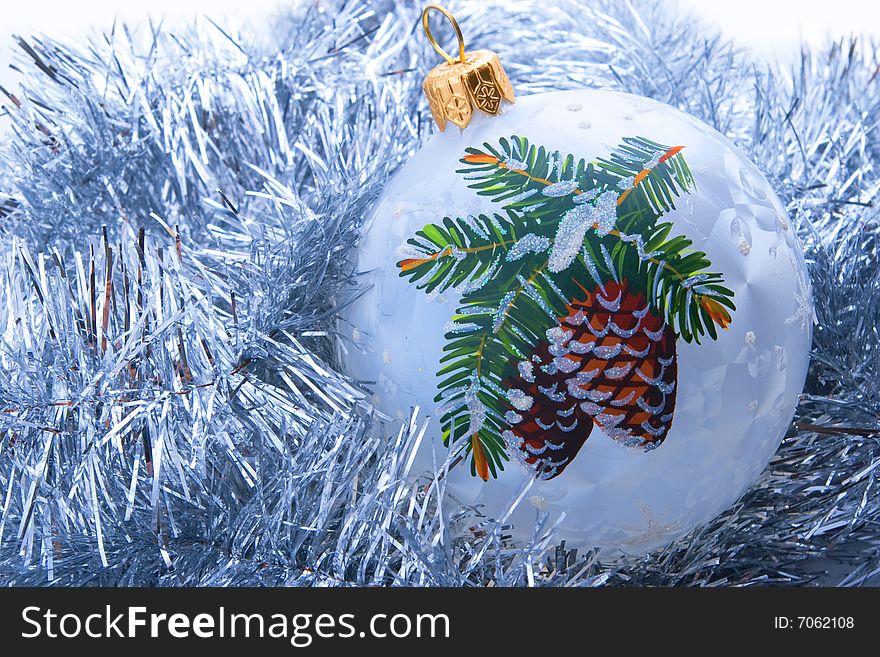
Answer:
[0,0,878,586]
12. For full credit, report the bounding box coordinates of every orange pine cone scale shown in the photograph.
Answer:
[503,279,677,480]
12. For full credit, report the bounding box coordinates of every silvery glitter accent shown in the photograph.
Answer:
[581,246,607,294]
[593,344,624,359]
[640,421,666,437]
[488,214,508,235]
[493,291,517,333]
[557,404,576,418]
[611,145,646,163]
[596,289,622,311]
[462,214,490,239]
[448,246,467,261]
[573,188,600,205]
[504,187,542,206]
[682,273,711,289]
[566,309,586,325]
[480,376,507,397]
[503,322,525,342]
[566,384,589,400]
[536,418,557,431]
[546,326,573,347]
[609,320,639,338]
[541,360,561,375]
[457,256,500,294]
[650,261,668,300]
[584,390,614,402]
[635,366,669,386]
[526,438,551,454]
[542,180,580,197]
[600,244,619,282]
[437,384,469,403]
[617,230,663,263]
[608,429,638,445]
[509,139,524,160]
[637,395,666,414]
[518,274,556,318]
[501,429,522,450]
[457,305,496,316]
[580,401,603,415]
[553,356,580,374]
[596,412,625,428]
[569,339,594,354]
[423,259,446,286]
[445,321,481,334]
[558,418,579,432]
[505,410,523,425]
[508,389,534,411]
[585,319,611,338]
[548,343,571,359]
[518,360,535,383]
[572,368,600,385]
[507,233,551,261]
[548,204,594,273]
[605,362,634,379]
[465,377,487,435]
[540,270,570,303]
[396,243,427,259]
[617,175,636,190]
[591,190,620,237]
[546,153,559,179]
[610,391,637,407]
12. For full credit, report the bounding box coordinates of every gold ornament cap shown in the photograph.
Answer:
[421,5,515,131]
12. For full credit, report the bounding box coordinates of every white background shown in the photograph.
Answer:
[1,0,876,128]
[0,0,878,80]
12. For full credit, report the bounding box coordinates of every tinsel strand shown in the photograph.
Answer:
[0,0,878,585]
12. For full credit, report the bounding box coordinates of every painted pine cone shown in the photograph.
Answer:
[503,279,677,479]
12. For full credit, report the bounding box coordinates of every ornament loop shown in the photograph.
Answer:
[422,4,466,66]
[420,4,514,130]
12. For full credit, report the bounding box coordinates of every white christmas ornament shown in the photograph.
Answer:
[341,6,812,553]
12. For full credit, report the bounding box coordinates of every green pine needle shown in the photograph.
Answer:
[396,135,735,478]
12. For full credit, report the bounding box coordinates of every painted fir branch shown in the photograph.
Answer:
[397,135,735,478]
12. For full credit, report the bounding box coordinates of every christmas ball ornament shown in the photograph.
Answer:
[342,6,813,552]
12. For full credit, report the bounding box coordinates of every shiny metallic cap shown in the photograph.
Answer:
[421,5,515,131]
